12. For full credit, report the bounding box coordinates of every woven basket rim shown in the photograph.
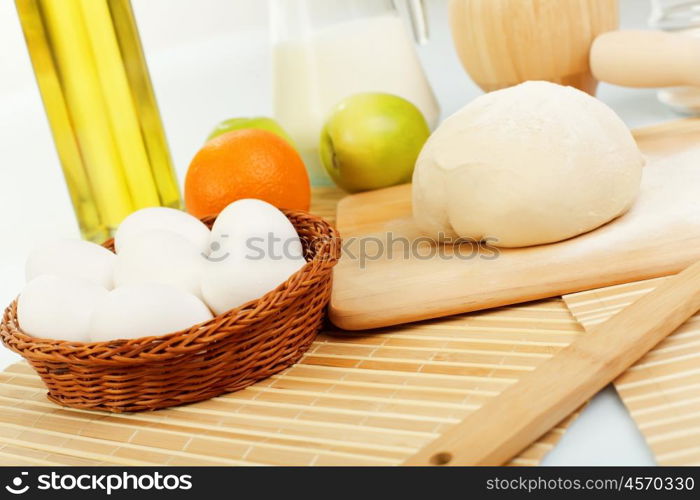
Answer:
[1,209,340,366]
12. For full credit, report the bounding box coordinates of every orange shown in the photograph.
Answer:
[184,129,311,218]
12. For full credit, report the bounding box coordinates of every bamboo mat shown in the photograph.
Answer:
[0,301,584,466]
[0,188,585,466]
[564,278,700,466]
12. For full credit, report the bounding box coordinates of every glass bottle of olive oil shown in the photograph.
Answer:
[16,0,181,242]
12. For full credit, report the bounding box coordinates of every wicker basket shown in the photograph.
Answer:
[0,210,340,413]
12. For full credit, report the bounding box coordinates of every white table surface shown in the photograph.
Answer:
[0,0,678,466]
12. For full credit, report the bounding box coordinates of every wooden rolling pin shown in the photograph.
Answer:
[404,259,700,466]
[591,30,700,88]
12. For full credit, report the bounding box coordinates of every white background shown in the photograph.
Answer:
[0,0,676,465]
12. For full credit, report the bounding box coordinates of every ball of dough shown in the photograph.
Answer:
[412,81,644,247]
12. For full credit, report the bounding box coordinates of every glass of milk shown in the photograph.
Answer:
[270,0,440,186]
[650,0,700,114]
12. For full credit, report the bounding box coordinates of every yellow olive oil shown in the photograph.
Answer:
[16,0,181,242]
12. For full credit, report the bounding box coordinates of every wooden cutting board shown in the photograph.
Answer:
[331,119,700,330]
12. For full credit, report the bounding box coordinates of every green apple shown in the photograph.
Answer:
[320,93,430,193]
[206,117,295,147]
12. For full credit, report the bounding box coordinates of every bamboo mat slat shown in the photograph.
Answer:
[0,301,584,466]
[564,277,700,466]
[0,188,585,466]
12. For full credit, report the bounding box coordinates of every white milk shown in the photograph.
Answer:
[273,14,440,185]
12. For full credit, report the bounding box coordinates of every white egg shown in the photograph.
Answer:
[113,230,205,299]
[208,199,305,262]
[26,238,116,289]
[201,255,304,315]
[115,207,210,255]
[18,275,108,342]
[201,199,306,315]
[89,283,213,342]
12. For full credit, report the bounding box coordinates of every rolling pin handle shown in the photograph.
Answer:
[590,30,700,88]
